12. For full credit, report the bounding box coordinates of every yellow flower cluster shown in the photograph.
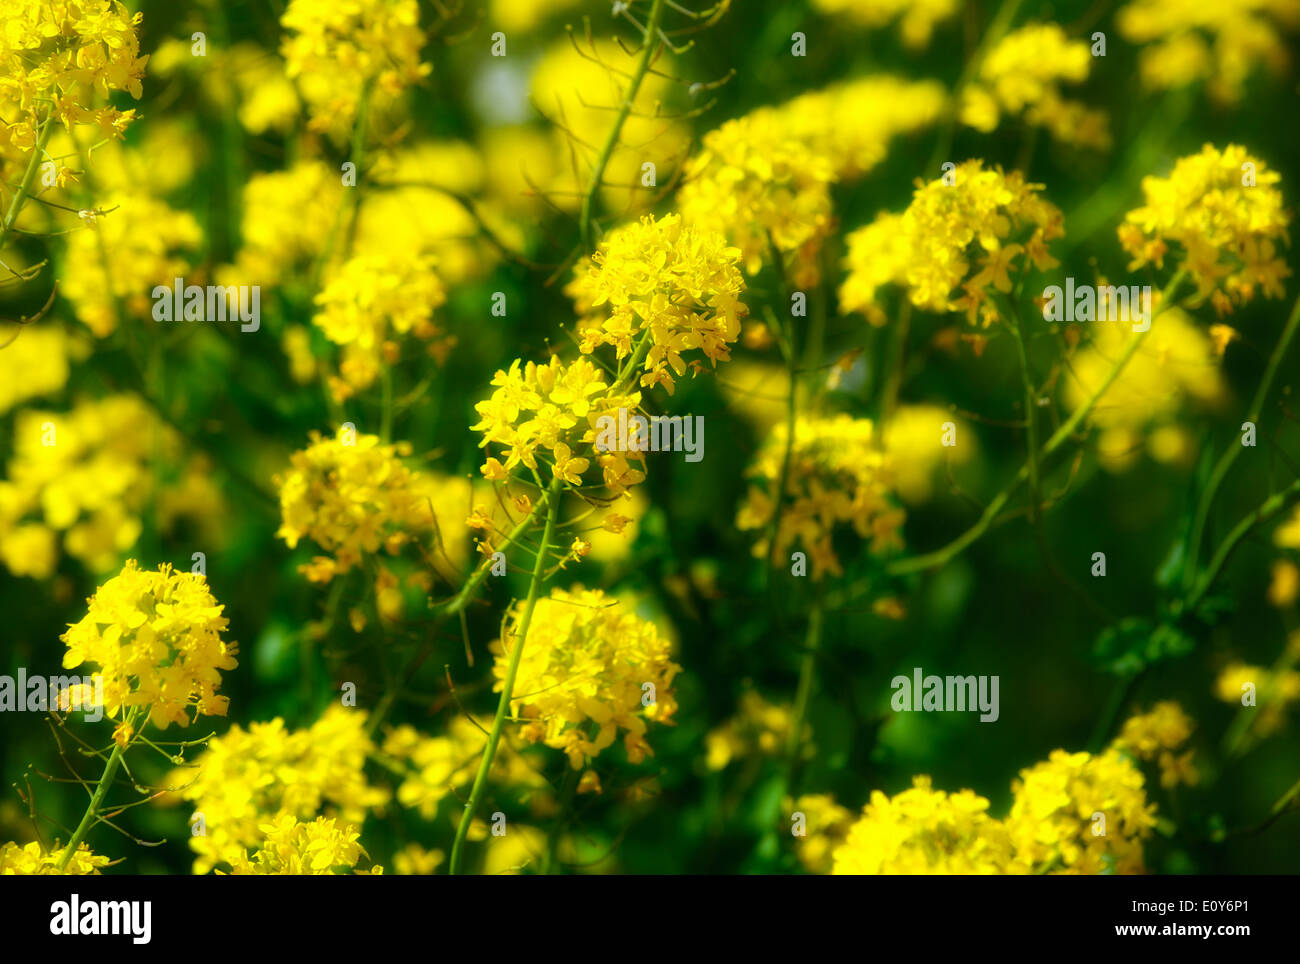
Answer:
[0,0,147,166]
[832,747,1157,874]
[1215,662,1300,737]
[382,717,544,819]
[840,161,1064,328]
[276,428,439,585]
[61,560,238,731]
[704,691,809,770]
[0,395,216,578]
[224,815,375,875]
[0,324,74,414]
[61,193,201,337]
[961,23,1110,149]
[810,0,958,49]
[1063,307,1224,471]
[679,77,945,285]
[312,249,449,402]
[0,841,109,875]
[833,777,1015,874]
[220,161,341,286]
[169,706,388,874]
[494,588,680,769]
[736,414,904,578]
[570,213,748,394]
[1118,0,1300,103]
[280,0,429,139]
[1114,702,1198,788]
[678,112,835,288]
[788,793,854,874]
[1119,143,1290,313]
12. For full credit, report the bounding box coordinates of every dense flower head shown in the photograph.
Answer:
[961,23,1110,149]
[0,840,109,875]
[1114,701,1198,788]
[275,428,441,584]
[220,161,341,286]
[168,706,388,874]
[832,777,1015,874]
[0,395,219,578]
[1117,0,1300,103]
[810,0,959,49]
[1062,307,1225,471]
[223,815,373,875]
[61,192,201,337]
[493,588,680,769]
[678,112,835,288]
[280,0,429,139]
[61,560,238,730]
[840,161,1064,328]
[568,213,748,394]
[0,0,148,167]
[1119,143,1290,313]
[312,247,449,402]
[736,414,904,578]
[1005,748,1156,873]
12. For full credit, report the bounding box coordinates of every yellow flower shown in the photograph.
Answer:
[494,588,679,769]
[223,815,371,875]
[810,0,959,49]
[0,840,109,876]
[61,560,238,729]
[789,793,855,874]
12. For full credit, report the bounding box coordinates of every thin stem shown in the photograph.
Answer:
[448,475,563,875]
[1010,316,1041,521]
[1187,477,1300,612]
[57,711,137,871]
[1184,291,1300,591]
[0,113,54,252]
[577,0,666,248]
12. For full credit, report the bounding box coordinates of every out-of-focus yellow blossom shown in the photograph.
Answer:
[220,161,341,286]
[166,706,389,874]
[481,125,558,214]
[490,0,582,31]
[585,488,649,563]
[494,587,679,769]
[1118,0,1300,104]
[961,23,1110,149]
[810,0,958,49]
[1063,307,1224,472]
[718,360,790,431]
[1278,505,1300,548]
[223,815,372,875]
[789,793,854,874]
[312,248,449,401]
[0,840,109,875]
[61,560,238,729]
[0,324,76,413]
[1119,143,1290,313]
[392,843,444,875]
[705,691,809,770]
[0,395,214,577]
[884,405,975,504]
[282,325,319,385]
[382,717,544,819]
[736,414,904,578]
[275,428,452,586]
[1005,749,1156,874]
[0,1,147,166]
[1215,662,1300,736]
[678,112,835,288]
[1113,701,1198,788]
[840,161,1064,328]
[280,0,429,140]
[60,193,201,337]
[483,824,546,875]
[206,44,300,135]
[569,212,748,394]
[1268,560,1299,607]
[530,39,688,213]
[833,777,1015,874]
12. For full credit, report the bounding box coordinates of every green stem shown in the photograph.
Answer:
[448,475,563,875]
[1187,477,1300,612]
[0,113,53,252]
[57,711,137,871]
[1010,316,1041,521]
[1183,291,1300,591]
[577,0,665,249]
